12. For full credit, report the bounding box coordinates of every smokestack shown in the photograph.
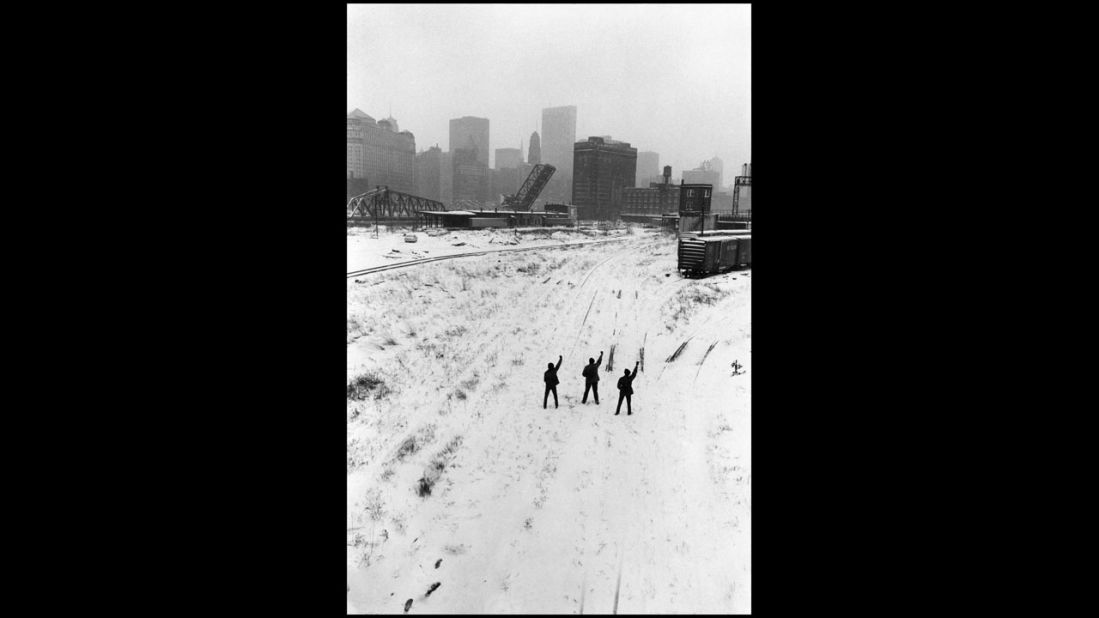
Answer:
[663,165,671,185]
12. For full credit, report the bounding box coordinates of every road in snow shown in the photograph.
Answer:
[347,229,750,613]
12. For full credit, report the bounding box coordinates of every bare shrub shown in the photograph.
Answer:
[347,373,391,400]
[416,475,435,496]
[440,435,463,456]
[663,282,732,330]
[516,261,541,275]
[347,317,363,343]
[396,436,419,460]
[364,489,386,521]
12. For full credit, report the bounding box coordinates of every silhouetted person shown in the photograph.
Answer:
[581,351,603,404]
[544,355,562,409]
[616,361,640,415]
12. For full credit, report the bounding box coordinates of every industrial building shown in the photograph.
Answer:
[572,136,637,221]
[622,165,680,217]
[678,182,716,233]
[418,209,574,229]
[679,183,713,213]
[733,162,751,216]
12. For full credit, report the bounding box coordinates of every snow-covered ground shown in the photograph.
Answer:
[347,225,632,272]
[347,228,750,614]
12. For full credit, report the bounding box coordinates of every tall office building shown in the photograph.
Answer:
[491,167,522,203]
[540,106,577,202]
[572,136,637,220]
[493,147,523,202]
[452,146,489,205]
[635,151,660,187]
[415,145,445,203]
[440,151,454,206]
[683,160,722,189]
[708,156,724,189]
[346,109,416,193]
[528,131,541,165]
[494,148,522,170]
[449,116,490,167]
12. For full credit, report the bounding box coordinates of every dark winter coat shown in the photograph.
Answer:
[544,358,562,386]
[582,357,603,383]
[617,372,637,396]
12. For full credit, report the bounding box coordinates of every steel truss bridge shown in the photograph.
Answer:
[347,187,445,222]
[503,163,555,211]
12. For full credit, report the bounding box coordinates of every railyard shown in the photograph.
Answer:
[347,226,751,613]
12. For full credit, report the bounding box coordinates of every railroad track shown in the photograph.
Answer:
[347,236,635,279]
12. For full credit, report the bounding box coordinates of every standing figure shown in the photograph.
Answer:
[581,350,603,404]
[616,361,640,416]
[544,355,562,409]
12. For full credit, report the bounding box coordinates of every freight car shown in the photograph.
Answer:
[678,233,752,276]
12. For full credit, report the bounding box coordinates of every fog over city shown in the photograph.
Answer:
[347,3,750,177]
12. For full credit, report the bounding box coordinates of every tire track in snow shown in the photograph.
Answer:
[569,292,599,357]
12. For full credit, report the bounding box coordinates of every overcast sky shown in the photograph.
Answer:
[348,3,750,180]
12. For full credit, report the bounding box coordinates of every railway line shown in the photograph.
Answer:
[347,236,635,279]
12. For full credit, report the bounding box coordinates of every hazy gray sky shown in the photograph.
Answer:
[348,3,750,179]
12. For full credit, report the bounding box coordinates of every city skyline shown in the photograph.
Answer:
[348,4,750,182]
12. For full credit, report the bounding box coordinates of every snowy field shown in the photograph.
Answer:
[348,225,632,272]
[347,228,751,614]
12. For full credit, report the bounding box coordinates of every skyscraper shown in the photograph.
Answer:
[528,131,541,165]
[636,151,660,187]
[346,109,416,193]
[683,161,721,189]
[415,145,445,202]
[541,106,577,202]
[449,116,490,167]
[572,136,637,220]
[494,148,522,170]
[708,156,724,189]
[452,145,489,205]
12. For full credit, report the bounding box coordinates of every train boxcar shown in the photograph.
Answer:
[678,234,752,275]
[735,236,751,267]
[680,230,752,239]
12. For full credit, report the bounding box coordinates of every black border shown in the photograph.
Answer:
[106,2,1002,614]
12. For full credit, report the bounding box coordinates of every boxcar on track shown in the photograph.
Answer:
[678,232,752,275]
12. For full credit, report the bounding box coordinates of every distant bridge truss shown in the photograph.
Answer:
[504,163,556,211]
[347,187,445,221]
